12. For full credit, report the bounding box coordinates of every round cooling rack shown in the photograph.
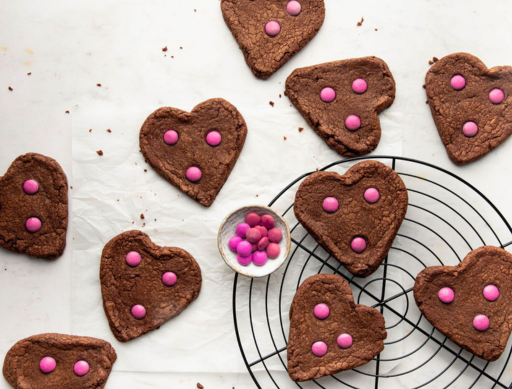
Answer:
[232,156,512,389]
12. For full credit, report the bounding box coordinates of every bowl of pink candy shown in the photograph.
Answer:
[217,205,291,278]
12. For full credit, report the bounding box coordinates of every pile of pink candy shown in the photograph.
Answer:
[228,213,283,266]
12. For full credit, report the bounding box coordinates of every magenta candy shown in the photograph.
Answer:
[258,237,269,251]
[237,253,252,266]
[266,243,281,259]
[253,250,268,266]
[473,314,489,331]
[438,287,454,304]
[261,215,275,229]
[246,228,262,244]
[245,212,261,227]
[73,360,90,376]
[163,130,179,145]
[352,78,367,94]
[23,179,39,195]
[39,357,56,374]
[489,88,504,104]
[25,217,41,233]
[323,197,338,213]
[312,341,327,357]
[483,285,499,301]
[206,131,222,146]
[351,237,366,253]
[235,223,250,238]
[450,75,466,90]
[364,188,380,204]
[287,0,301,16]
[131,304,146,319]
[268,228,283,243]
[255,225,268,237]
[126,251,141,267]
[228,236,243,252]
[265,21,281,36]
[463,121,478,137]
[345,115,361,131]
[186,166,202,182]
[237,240,252,257]
[320,87,336,103]
[314,303,329,319]
[337,334,353,349]
[162,271,177,286]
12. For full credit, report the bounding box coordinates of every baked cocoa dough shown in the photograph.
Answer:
[426,52,512,164]
[0,153,68,259]
[2,333,116,389]
[286,57,395,157]
[287,274,386,382]
[221,0,325,79]
[414,246,512,361]
[140,98,247,207]
[100,230,202,342]
[294,160,408,277]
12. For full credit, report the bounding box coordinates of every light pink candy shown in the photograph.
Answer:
[463,121,478,137]
[245,213,261,227]
[320,87,336,103]
[286,1,302,16]
[186,167,202,182]
[266,243,280,259]
[25,217,41,233]
[237,253,252,266]
[345,115,361,131]
[39,357,56,374]
[237,240,252,257]
[260,215,275,229]
[323,197,338,213]
[162,271,177,286]
[235,223,250,238]
[483,285,499,301]
[314,303,329,319]
[473,314,489,331]
[258,237,269,251]
[131,304,146,319]
[450,75,466,90]
[312,341,327,357]
[246,228,262,244]
[163,130,179,145]
[23,179,39,195]
[255,225,268,237]
[251,243,258,252]
[337,333,353,349]
[252,250,268,266]
[351,237,366,253]
[206,131,222,146]
[352,79,367,94]
[438,287,454,303]
[265,21,281,36]
[126,251,141,267]
[364,188,380,204]
[228,236,243,252]
[268,228,282,243]
[74,360,89,376]
[489,88,504,104]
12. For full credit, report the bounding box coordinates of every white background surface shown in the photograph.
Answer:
[1,0,512,388]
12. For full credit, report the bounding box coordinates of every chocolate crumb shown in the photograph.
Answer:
[89,129,92,133]
[299,127,304,132]
[284,136,287,140]
[197,383,204,388]
[433,56,439,62]
[8,86,13,91]
[180,46,183,49]
[142,223,145,227]
[256,194,259,197]
[162,46,168,52]
[171,56,174,58]
[65,110,70,113]
[27,72,31,75]
[279,94,282,98]
[316,168,319,171]
[426,100,428,104]
[107,129,111,133]
[97,150,103,156]
[357,17,364,26]
[140,214,145,220]
[422,84,426,89]
[269,101,274,107]
[194,9,197,12]
[375,28,378,31]
[70,186,73,189]
[97,83,102,87]
[144,169,147,172]
[429,60,434,65]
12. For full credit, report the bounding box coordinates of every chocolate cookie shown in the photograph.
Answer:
[426,53,512,164]
[100,230,202,342]
[140,98,247,207]
[294,160,407,277]
[0,153,68,260]
[2,333,116,389]
[414,246,512,361]
[221,0,325,79]
[287,274,386,382]
[286,57,396,157]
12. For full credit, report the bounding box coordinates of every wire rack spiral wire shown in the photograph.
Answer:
[232,156,512,389]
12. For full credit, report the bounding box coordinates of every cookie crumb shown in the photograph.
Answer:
[375,28,378,31]
[284,136,287,140]
[426,100,428,104]
[140,214,145,220]
[299,127,304,132]
[269,101,274,107]
[256,194,259,197]
[433,56,439,62]
[65,110,70,113]
[171,55,174,58]
[142,223,145,227]
[194,9,196,12]
[428,60,433,65]
[8,86,12,91]
[107,129,111,133]
[144,169,147,172]
[422,84,426,89]
[279,94,282,98]
[89,129,92,132]
[70,186,73,189]
[162,46,168,52]
[27,72,31,75]
[357,17,364,26]
[180,46,183,49]
[96,150,103,156]
[197,383,204,389]
[97,83,102,87]
[316,168,319,171]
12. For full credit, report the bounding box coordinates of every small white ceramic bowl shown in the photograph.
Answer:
[218,205,291,278]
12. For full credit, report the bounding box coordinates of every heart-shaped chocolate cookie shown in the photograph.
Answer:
[140,98,247,207]
[414,246,512,361]
[0,153,68,260]
[287,274,386,382]
[426,53,512,164]
[221,0,325,79]
[286,57,396,157]
[294,160,408,277]
[3,333,116,389]
[100,230,202,342]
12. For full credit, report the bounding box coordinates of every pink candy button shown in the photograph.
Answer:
[255,225,268,238]
[489,88,504,104]
[345,115,361,131]
[313,303,329,319]
[253,250,268,266]
[228,236,242,252]
[131,304,146,320]
[74,360,89,376]
[323,197,338,213]
[450,75,466,90]
[23,179,39,195]
[236,222,250,238]
[483,285,499,301]
[258,237,269,251]
[312,341,327,357]
[266,242,281,259]
[473,314,489,331]
[237,240,252,257]
[245,213,261,227]
[126,251,141,267]
[286,1,301,16]
[25,217,41,233]
[260,215,275,229]
[39,357,56,374]
[163,130,179,145]
[265,21,281,36]
[162,271,177,286]
[364,188,380,204]
[462,121,478,137]
[352,79,367,94]
[186,167,202,182]
[237,253,252,266]
[320,87,336,103]
[206,131,222,146]
[246,228,262,244]
[268,228,282,243]
[351,237,366,253]
[438,287,454,304]
[337,333,353,349]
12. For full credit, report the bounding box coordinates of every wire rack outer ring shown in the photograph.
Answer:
[232,156,512,389]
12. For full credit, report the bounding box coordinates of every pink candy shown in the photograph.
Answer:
[237,253,252,266]
[364,188,380,204]
[286,0,301,16]
[473,314,489,331]
[23,179,39,195]
[246,228,262,244]
[228,236,243,252]
[265,21,281,36]
[268,228,282,243]
[483,285,499,301]
[337,333,353,349]
[162,271,177,286]
[25,217,41,233]
[260,215,275,229]
[450,75,466,90]
[245,213,261,227]
[253,250,268,266]
[489,88,504,104]
[258,237,269,251]
[39,357,56,374]
[267,243,280,259]
[131,304,146,319]
[314,303,329,319]
[462,121,478,137]
[345,115,361,131]
[312,341,327,357]
[255,225,268,237]
[163,130,179,145]
[352,78,367,94]
[251,243,258,252]
[236,223,250,238]
[438,287,454,304]
[186,167,202,182]
[73,360,90,377]
[351,237,366,253]
[320,87,336,103]
[126,251,141,267]
[206,131,222,147]
[237,240,252,257]
[322,197,338,213]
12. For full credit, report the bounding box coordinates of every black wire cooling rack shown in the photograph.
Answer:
[232,156,512,389]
